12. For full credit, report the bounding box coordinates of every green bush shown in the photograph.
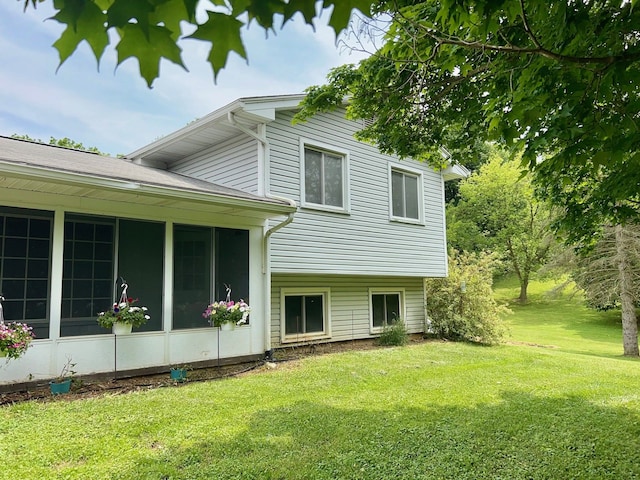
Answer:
[377,319,409,346]
[425,251,508,344]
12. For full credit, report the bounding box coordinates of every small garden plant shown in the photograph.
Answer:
[377,319,409,346]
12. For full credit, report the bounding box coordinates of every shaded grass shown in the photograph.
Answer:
[1,278,640,479]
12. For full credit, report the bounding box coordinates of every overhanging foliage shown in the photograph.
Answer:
[22,0,376,86]
[297,0,640,246]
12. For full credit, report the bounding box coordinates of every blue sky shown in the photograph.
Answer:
[0,3,369,156]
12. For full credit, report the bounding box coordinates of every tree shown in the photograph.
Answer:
[296,0,640,247]
[11,134,105,154]
[571,223,640,356]
[447,149,555,302]
[21,0,376,87]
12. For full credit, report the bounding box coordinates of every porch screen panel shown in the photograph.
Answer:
[0,206,53,339]
[61,214,115,337]
[117,219,164,332]
[215,228,249,305]
[173,225,212,329]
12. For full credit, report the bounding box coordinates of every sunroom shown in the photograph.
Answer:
[0,136,295,385]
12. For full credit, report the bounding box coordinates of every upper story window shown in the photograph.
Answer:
[390,166,423,223]
[301,140,349,213]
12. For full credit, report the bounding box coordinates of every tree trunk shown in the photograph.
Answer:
[615,224,639,356]
[518,278,528,303]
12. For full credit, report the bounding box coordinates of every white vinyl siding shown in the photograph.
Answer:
[266,108,447,277]
[271,275,425,347]
[169,134,259,194]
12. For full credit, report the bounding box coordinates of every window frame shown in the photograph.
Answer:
[61,214,166,337]
[280,287,331,343]
[388,164,424,224]
[369,288,405,334]
[0,206,53,340]
[172,224,250,331]
[299,138,350,214]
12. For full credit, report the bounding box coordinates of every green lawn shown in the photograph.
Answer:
[1,279,639,479]
[495,275,625,357]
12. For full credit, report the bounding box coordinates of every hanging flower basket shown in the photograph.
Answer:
[97,280,150,333]
[203,299,250,329]
[203,285,250,330]
[0,322,34,359]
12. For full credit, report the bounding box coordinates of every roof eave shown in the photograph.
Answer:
[126,94,306,160]
[0,161,296,215]
[442,163,471,181]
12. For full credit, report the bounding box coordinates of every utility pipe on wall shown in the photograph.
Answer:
[227,112,297,357]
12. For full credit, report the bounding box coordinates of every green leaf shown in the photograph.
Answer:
[151,0,193,40]
[243,0,286,29]
[283,0,318,25]
[115,24,185,87]
[324,0,374,34]
[52,0,109,65]
[186,11,247,81]
[107,0,155,32]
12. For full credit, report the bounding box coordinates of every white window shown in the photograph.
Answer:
[390,166,423,222]
[369,290,404,332]
[281,288,331,342]
[300,140,349,212]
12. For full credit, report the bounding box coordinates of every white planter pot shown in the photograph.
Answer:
[220,322,235,331]
[112,323,133,335]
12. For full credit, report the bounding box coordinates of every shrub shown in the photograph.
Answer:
[377,319,409,346]
[425,251,508,345]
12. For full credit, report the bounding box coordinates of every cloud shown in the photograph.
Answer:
[0,3,372,155]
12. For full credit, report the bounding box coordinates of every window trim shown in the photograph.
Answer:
[369,288,405,334]
[280,287,331,343]
[388,163,424,224]
[299,138,350,214]
[0,206,54,340]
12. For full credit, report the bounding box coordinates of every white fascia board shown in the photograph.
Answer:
[240,94,305,111]
[126,99,247,159]
[442,163,471,181]
[0,162,296,215]
[127,95,306,160]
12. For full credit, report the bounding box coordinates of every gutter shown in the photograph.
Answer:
[227,112,297,359]
[0,160,294,215]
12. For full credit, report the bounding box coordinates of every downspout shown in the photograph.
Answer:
[227,112,296,359]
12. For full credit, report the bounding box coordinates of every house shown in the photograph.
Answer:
[0,94,466,386]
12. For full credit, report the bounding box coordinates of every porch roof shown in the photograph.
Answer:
[0,136,295,216]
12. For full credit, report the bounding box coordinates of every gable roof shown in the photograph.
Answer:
[127,94,305,169]
[0,136,294,214]
[127,94,470,180]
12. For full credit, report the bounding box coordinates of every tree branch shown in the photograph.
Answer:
[423,29,640,67]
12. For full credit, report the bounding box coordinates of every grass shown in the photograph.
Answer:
[494,275,624,357]
[1,278,639,479]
